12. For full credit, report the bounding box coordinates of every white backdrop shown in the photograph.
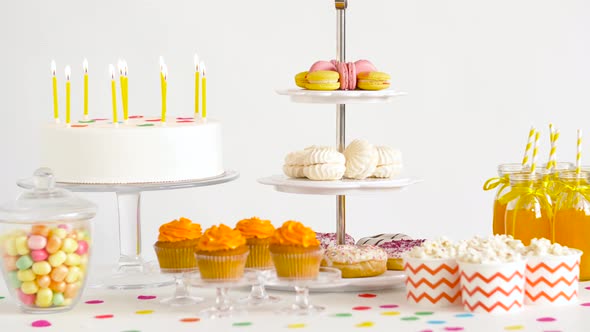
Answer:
[2,0,590,265]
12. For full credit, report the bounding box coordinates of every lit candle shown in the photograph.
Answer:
[83,58,88,119]
[123,60,128,121]
[118,60,128,122]
[161,64,167,123]
[201,62,206,120]
[65,66,71,125]
[194,54,200,117]
[51,60,59,123]
[109,64,118,124]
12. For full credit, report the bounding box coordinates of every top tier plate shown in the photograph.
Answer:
[276,89,406,104]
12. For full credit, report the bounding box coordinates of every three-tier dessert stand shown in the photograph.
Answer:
[259,0,418,291]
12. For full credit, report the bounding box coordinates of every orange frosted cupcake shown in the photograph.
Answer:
[235,217,276,269]
[270,221,322,280]
[154,217,202,270]
[195,224,249,281]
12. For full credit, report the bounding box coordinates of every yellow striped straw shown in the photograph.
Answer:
[550,130,560,170]
[546,123,556,170]
[530,131,540,175]
[576,129,582,173]
[521,126,536,167]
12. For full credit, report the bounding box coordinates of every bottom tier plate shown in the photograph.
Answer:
[265,270,406,293]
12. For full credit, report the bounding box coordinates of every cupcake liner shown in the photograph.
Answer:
[525,251,582,305]
[246,238,273,269]
[403,257,460,307]
[195,252,249,281]
[459,261,525,314]
[270,249,322,280]
[154,245,197,270]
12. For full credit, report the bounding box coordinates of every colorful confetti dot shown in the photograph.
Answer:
[415,311,434,316]
[581,302,590,307]
[95,314,114,319]
[137,123,154,127]
[71,124,88,128]
[455,313,474,318]
[427,320,446,324]
[78,120,95,123]
[85,300,104,304]
[135,310,154,315]
[358,293,377,298]
[146,119,161,122]
[381,311,400,316]
[233,322,253,327]
[504,326,524,330]
[176,117,194,120]
[287,324,306,329]
[444,328,464,331]
[177,120,194,123]
[93,118,108,121]
[401,317,419,321]
[353,306,371,311]
[129,115,144,119]
[31,320,51,328]
[334,313,353,317]
[180,318,200,323]
[586,286,590,290]
[379,304,399,309]
[0,296,4,300]
[355,322,374,328]
[537,317,556,322]
[137,295,157,300]
[420,330,434,332]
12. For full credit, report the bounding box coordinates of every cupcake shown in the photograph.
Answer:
[153,217,202,271]
[269,221,322,280]
[235,217,275,269]
[195,224,248,281]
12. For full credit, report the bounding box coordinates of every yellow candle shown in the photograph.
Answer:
[201,62,207,119]
[51,61,59,122]
[161,64,167,123]
[65,66,71,125]
[123,61,128,121]
[109,64,118,124]
[118,61,127,121]
[83,59,88,118]
[194,54,199,117]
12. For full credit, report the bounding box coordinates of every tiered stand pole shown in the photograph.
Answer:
[335,0,347,245]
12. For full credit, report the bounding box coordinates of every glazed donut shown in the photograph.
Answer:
[356,233,411,246]
[316,232,355,249]
[321,244,387,278]
[378,239,426,270]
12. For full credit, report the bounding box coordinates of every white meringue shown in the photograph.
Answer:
[344,139,378,180]
[303,163,346,181]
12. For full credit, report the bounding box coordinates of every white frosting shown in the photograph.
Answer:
[407,237,459,259]
[344,139,378,180]
[323,245,387,264]
[525,238,579,256]
[303,164,346,181]
[40,118,223,184]
[283,165,306,178]
[456,235,525,264]
[300,147,345,166]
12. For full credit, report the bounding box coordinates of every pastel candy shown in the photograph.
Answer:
[20,280,39,294]
[52,292,65,306]
[46,236,62,254]
[50,265,69,282]
[17,269,36,282]
[17,289,35,306]
[65,253,81,266]
[61,238,78,254]
[35,288,53,307]
[31,249,49,262]
[32,261,52,276]
[15,255,33,270]
[49,280,66,293]
[50,228,67,239]
[15,236,30,255]
[64,282,80,299]
[31,225,50,237]
[36,275,51,288]
[3,255,18,271]
[4,237,17,256]
[48,251,67,267]
[65,266,81,283]
[58,224,72,232]
[75,240,89,255]
[8,271,22,288]
[27,235,47,250]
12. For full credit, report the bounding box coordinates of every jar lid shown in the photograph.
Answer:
[0,168,97,224]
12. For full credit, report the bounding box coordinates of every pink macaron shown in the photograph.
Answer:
[336,62,357,90]
[309,60,337,72]
[355,59,377,74]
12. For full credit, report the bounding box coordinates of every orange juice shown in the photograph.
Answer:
[493,200,507,235]
[554,208,590,280]
[505,208,551,245]
[485,164,528,235]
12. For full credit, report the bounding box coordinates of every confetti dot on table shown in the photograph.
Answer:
[177,120,194,123]
[287,323,306,329]
[455,313,474,318]
[333,313,353,317]
[0,296,4,300]
[379,304,399,309]
[176,117,193,120]
[358,293,377,298]
[427,320,446,324]
[71,124,88,128]
[381,311,400,316]
[355,321,374,328]
[353,306,372,311]
[401,316,419,321]
[444,327,464,331]
[180,318,200,323]
[137,295,157,300]
[78,120,95,124]
[420,330,433,332]
[233,322,253,327]
[93,118,108,121]
[146,119,161,122]
[415,311,434,316]
[504,326,524,330]
[586,286,590,290]
[581,302,590,306]
[135,310,154,315]
[137,123,154,127]
[129,115,144,119]
[31,320,51,328]
[85,300,104,304]
[95,314,114,319]
[537,317,556,322]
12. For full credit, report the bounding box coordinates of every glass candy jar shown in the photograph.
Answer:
[0,168,96,313]
[553,170,590,281]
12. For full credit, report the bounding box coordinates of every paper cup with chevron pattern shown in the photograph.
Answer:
[459,260,526,313]
[403,256,460,306]
[525,250,582,305]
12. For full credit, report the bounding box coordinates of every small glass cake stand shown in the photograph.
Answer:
[266,267,346,315]
[17,170,239,290]
[159,268,203,306]
[192,276,254,319]
[239,268,281,306]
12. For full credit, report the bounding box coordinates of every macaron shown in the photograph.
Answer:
[357,71,390,91]
[354,60,378,74]
[309,60,337,72]
[294,71,309,88]
[305,71,340,91]
[336,62,356,90]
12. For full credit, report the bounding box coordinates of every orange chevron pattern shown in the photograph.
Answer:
[404,263,458,275]
[463,300,522,313]
[406,276,460,289]
[406,291,461,304]
[527,261,580,274]
[526,275,579,287]
[525,290,577,302]
[460,270,523,283]
[461,285,523,297]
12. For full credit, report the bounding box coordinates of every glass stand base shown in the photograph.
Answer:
[278,304,325,315]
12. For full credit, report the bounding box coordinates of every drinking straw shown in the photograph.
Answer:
[550,130,560,170]
[522,126,536,167]
[576,129,582,174]
[530,131,540,175]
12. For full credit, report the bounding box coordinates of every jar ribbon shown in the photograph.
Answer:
[483,176,507,191]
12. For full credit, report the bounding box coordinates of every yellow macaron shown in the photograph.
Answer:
[357,71,391,91]
[305,71,340,91]
[294,71,309,88]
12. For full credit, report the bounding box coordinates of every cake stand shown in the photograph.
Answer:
[18,170,239,289]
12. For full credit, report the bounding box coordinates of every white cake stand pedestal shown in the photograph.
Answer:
[18,170,239,290]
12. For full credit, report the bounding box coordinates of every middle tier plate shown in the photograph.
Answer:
[258,175,420,195]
